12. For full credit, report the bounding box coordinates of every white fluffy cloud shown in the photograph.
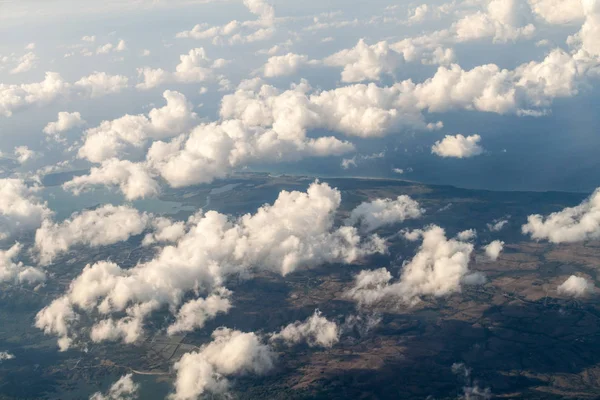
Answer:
[147,119,353,188]
[78,90,197,163]
[74,72,129,98]
[557,275,594,297]
[137,48,227,90]
[0,72,70,117]
[89,374,138,400]
[36,182,386,349]
[34,205,152,265]
[43,112,86,139]
[347,195,423,232]
[529,0,584,24]
[454,0,536,43]
[63,159,160,201]
[347,225,478,305]
[457,229,477,241]
[171,327,275,400]
[0,243,46,285]
[324,39,403,83]
[223,47,597,141]
[263,53,313,77]
[176,0,275,45]
[14,145,38,164]
[167,288,232,335]
[270,310,339,348]
[484,240,504,261]
[570,0,600,59]
[522,189,600,243]
[0,178,52,239]
[0,71,128,117]
[431,134,484,158]
[220,79,437,138]
[10,52,38,74]
[0,351,14,361]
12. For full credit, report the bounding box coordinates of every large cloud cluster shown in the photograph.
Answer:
[0,71,128,117]
[78,90,197,163]
[220,79,437,138]
[35,182,386,349]
[34,204,152,265]
[522,189,600,243]
[171,327,275,400]
[347,225,479,306]
[66,98,354,197]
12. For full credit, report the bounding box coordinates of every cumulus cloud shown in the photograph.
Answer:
[454,0,536,43]
[96,39,127,55]
[263,53,315,77]
[529,0,584,24]
[347,195,424,231]
[146,119,353,188]
[167,288,232,335]
[569,0,600,59]
[43,111,86,140]
[176,0,275,45]
[408,4,430,23]
[14,145,38,164]
[457,229,477,241]
[0,178,52,239]
[484,240,504,261]
[142,217,187,246]
[0,71,127,117]
[171,327,275,400]
[34,205,152,265]
[35,296,78,351]
[522,189,600,243]
[324,39,403,82]
[69,88,355,197]
[63,159,160,201]
[557,275,594,297]
[36,182,386,349]
[270,309,339,348]
[10,52,38,74]
[136,48,227,90]
[77,90,197,163]
[223,48,594,140]
[0,72,70,117]
[74,72,129,98]
[347,225,477,305]
[89,374,139,400]
[0,243,46,284]
[0,351,15,361]
[431,134,484,158]
[220,79,437,138]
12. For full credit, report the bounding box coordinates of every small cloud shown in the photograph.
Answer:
[431,134,484,158]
